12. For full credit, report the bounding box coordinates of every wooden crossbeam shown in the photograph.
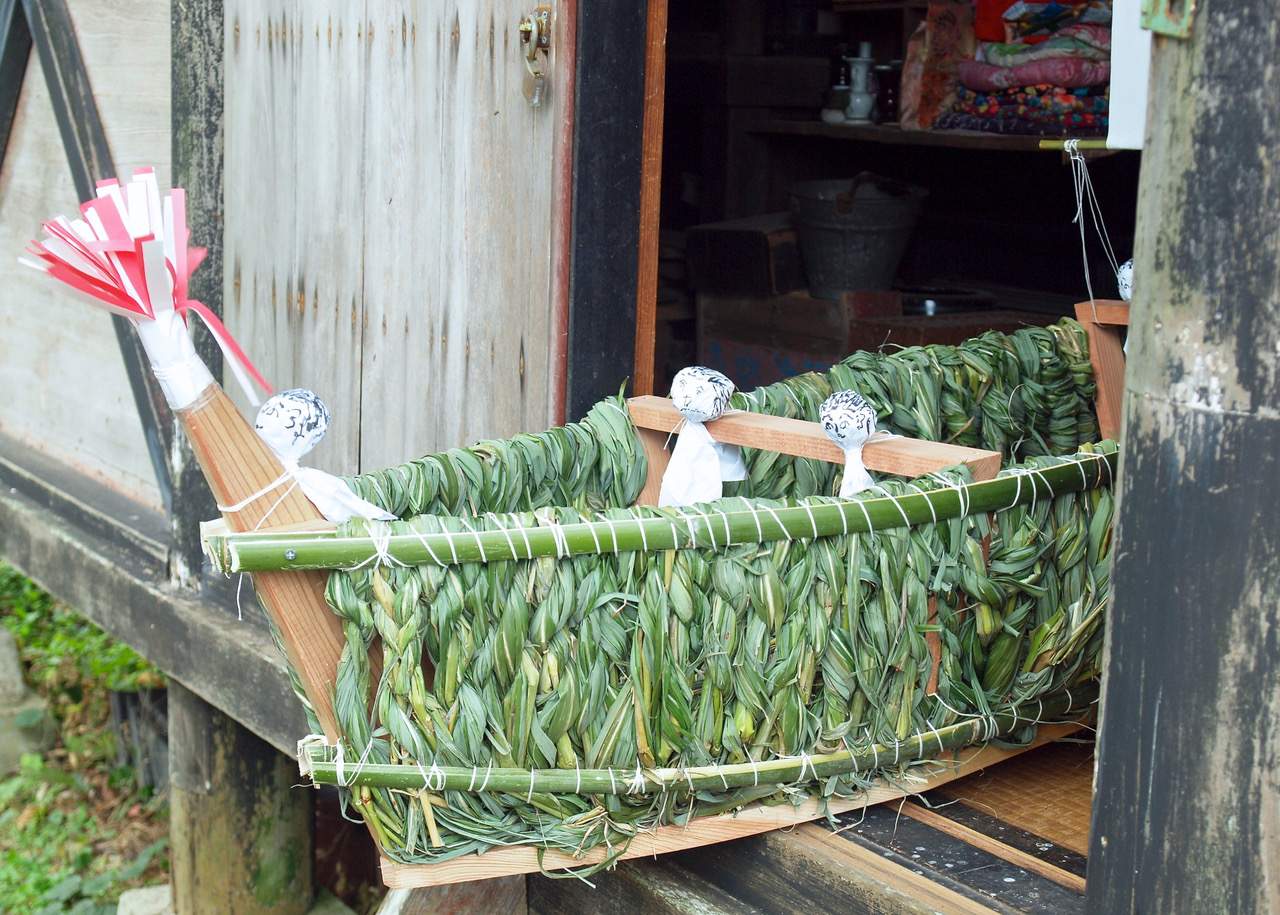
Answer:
[628,394,1002,506]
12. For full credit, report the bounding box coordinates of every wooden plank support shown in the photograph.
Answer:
[631,0,669,397]
[169,680,315,915]
[1073,300,1129,442]
[379,723,1082,888]
[627,395,1002,485]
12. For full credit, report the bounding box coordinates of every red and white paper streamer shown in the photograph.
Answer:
[22,167,271,410]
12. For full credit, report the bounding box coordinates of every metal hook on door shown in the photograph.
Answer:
[518,6,551,107]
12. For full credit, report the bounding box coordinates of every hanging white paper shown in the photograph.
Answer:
[658,366,746,507]
[820,390,878,498]
[254,389,396,523]
[1107,0,1151,150]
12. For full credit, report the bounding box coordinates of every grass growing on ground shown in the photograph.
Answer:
[0,563,169,914]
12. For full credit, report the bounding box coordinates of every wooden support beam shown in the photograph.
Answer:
[0,0,30,157]
[169,681,314,915]
[1074,299,1128,442]
[628,395,1002,485]
[631,0,668,397]
[169,0,225,585]
[1088,1,1280,908]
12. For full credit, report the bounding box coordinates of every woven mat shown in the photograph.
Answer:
[932,740,1094,855]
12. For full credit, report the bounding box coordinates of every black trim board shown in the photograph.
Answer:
[564,0,649,421]
[0,0,31,155]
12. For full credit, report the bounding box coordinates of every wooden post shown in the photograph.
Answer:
[1087,3,1280,911]
[169,680,315,915]
[170,0,225,587]
[631,0,668,397]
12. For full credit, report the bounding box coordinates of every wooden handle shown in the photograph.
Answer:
[180,382,347,740]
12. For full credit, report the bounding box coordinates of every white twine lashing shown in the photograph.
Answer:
[872,485,913,528]
[216,470,292,513]
[759,503,790,541]
[479,760,493,792]
[715,762,729,790]
[408,522,448,567]
[801,502,820,539]
[459,517,488,564]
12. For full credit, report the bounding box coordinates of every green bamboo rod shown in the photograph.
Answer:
[1039,139,1110,150]
[205,446,1116,573]
[300,685,1096,793]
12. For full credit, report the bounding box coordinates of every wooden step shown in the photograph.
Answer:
[528,859,766,915]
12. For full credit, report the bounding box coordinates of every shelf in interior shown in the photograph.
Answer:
[749,117,1105,152]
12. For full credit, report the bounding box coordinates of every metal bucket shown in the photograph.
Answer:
[790,174,928,299]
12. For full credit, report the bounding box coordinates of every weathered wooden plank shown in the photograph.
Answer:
[381,878,526,915]
[357,1,557,471]
[897,802,1087,895]
[1088,1,1280,909]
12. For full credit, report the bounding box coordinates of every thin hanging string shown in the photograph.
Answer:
[1067,139,1121,321]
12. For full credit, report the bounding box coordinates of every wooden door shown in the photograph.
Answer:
[222,0,574,476]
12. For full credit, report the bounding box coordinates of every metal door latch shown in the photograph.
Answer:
[519,6,551,107]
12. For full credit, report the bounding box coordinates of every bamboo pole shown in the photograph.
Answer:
[204,446,1116,573]
[301,687,1093,794]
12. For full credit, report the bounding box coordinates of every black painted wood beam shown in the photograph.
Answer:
[565,0,648,421]
[22,0,175,514]
[0,0,31,155]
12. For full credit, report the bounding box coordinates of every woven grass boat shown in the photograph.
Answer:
[201,316,1119,885]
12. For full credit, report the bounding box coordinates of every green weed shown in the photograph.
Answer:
[0,563,168,913]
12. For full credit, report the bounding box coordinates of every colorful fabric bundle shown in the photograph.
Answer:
[956,56,1110,92]
[932,110,1106,136]
[953,83,1108,129]
[976,24,1111,65]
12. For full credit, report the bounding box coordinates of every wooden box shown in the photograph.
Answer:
[685,213,808,296]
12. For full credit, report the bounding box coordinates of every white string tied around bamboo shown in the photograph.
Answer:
[658,366,747,507]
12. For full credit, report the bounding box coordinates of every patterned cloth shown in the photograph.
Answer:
[953,83,1108,129]
[933,110,1107,136]
[977,25,1111,66]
